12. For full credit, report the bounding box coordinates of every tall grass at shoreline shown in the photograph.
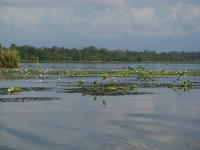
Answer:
[0,48,20,68]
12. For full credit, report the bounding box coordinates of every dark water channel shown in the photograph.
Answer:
[0,63,200,150]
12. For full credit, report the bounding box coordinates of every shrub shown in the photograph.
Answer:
[0,48,20,68]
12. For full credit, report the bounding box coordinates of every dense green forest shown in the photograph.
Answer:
[1,44,200,62]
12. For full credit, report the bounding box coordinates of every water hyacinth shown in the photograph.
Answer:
[7,87,21,94]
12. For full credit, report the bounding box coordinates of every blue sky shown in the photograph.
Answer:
[0,0,200,51]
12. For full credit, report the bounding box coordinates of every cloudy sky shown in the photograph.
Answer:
[0,0,200,51]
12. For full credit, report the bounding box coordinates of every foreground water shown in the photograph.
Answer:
[0,63,200,150]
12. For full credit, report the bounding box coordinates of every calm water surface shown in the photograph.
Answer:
[0,63,200,150]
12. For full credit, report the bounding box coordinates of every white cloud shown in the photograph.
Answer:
[0,6,48,33]
[170,2,200,33]
[0,0,200,39]
[69,0,124,7]
[129,7,158,27]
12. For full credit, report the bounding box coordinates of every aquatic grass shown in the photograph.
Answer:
[1,65,199,97]
[68,83,138,95]
[1,68,200,77]
[0,97,58,102]
[137,74,157,82]
[100,73,110,80]
[167,76,194,91]
[77,80,85,85]
[177,80,194,90]
[101,69,200,77]
[129,85,137,91]
[7,87,21,95]
[0,48,20,68]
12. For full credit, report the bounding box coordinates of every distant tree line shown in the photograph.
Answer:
[1,44,200,62]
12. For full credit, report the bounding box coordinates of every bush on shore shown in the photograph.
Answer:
[0,48,20,68]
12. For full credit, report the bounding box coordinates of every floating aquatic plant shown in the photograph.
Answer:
[168,76,194,91]
[8,87,21,94]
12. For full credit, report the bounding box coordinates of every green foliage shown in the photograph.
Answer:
[8,87,21,94]
[0,47,20,68]
[177,80,194,90]
[100,73,110,80]
[78,80,85,84]
[167,84,173,88]
[118,86,129,92]
[129,85,137,91]
[168,76,194,91]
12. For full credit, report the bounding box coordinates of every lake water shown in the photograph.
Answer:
[0,63,200,150]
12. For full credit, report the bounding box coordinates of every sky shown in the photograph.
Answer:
[0,0,200,51]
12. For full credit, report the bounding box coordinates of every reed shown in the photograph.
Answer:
[0,48,20,68]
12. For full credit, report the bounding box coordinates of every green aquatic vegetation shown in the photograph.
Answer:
[137,74,157,82]
[118,86,129,92]
[81,86,88,90]
[129,85,137,91]
[92,87,98,93]
[150,76,156,81]
[65,71,88,77]
[168,76,194,90]
[177,80,194,89]
[2,69,21,73]
[167,84,173,88]
[100,73,110,80]
[77,80,85,85]
[70,87,75,90]
[1,69,89,77]
[64,80,86,85]
[102,69,200,77]
[2,68,200,77]
[0,48,20,68]
[8,87,21,94]
[66,81,76,84]
[103,70,130,77]
[77,83,138,95]
[101,86,117,92]
[118,86,124,91]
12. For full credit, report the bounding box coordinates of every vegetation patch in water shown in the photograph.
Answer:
[0,48,20,68]
[0,87,53,95]
[66,87,154,96]
[66,83,154,96]
[102,69,200,77]
[0,97,58,102]
[168,79,194,91]
[1,66,199,97]
[1,68,200,77]
[7,87,21,95]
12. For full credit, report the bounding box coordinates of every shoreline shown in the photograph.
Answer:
[20,60,200,64]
